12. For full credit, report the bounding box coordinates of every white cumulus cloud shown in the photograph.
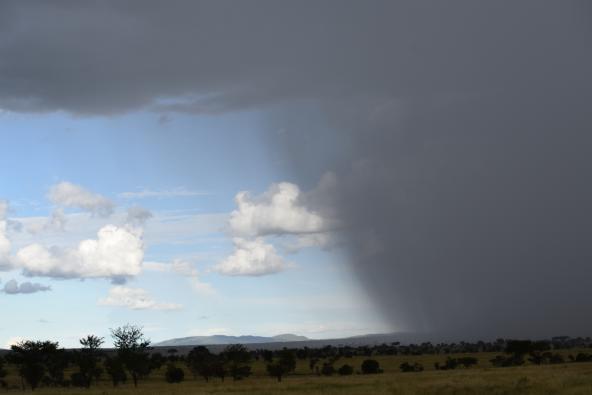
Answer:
[215,238,288,276]
[15,225,143,280]
[218,178,340,276]
[229,182,326,238]
[49,182,114,217]
[98,286,181,310]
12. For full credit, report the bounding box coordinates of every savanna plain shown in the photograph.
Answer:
[3,351,592,395]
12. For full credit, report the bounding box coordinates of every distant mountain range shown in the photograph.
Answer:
[154,333,309,347]
[153,332,491,351]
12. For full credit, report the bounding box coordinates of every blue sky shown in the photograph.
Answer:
[0,109,390,348]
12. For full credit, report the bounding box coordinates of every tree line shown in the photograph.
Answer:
[1,329,591,391]
[0,324,385,390]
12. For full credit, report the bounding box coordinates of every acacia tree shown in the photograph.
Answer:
[186,346,215,381]
[74,335,104,388]
[7,340,61,390]
[266,349,296,382]
[111,324,151,387]
[221,344,251,381]
[104,356,127,387]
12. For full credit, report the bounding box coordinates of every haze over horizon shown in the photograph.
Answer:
[0,0,591,347]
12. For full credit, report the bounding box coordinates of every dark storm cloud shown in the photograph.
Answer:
[2,1,588,114]
[1,1,592,338]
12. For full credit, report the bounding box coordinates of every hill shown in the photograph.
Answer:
[154,333,309,347]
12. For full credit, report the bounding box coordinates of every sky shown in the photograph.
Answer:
[1,0,592,347]
[0,111,390,348]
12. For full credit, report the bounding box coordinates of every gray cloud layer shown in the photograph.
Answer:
[1,1,591,338]
[3,279,51,294]
[2,1,587,116]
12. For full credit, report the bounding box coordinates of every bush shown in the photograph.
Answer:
[569,353,592,363]
[361,359,383,374]
[528,352,564,365]
[400,362,423,372]
[70,372,87,387]
[320,363,335,376]
[490,355,524,367]
[435,357,478,370]
[338,364,354,375]
[165,365,185,383]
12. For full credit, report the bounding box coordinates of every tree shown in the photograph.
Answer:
[505,340,533,356]
[221,344,252,381]
[266,349,296,382]
[111,324,152,387]
[362,359,383,374]
[44,347,70,386]
[7,340,61,390]
[309,357,320,372]
[211,356,227,381]
[0,356,7,388]
[187,346,216,381]
[261,350,273,363]
[104,356,127,387]
[74,335,104,388]
[167,348,179,362]
[320,362,335,376]
[150,353,166,371]
[165,364,185,383]
[338,364,354,375]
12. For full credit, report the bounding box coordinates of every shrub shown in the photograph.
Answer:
[490,355,524,367]
[436,357,478,370]
[399,361,423,372]
[165,365,185,383]
[320,363,335,376]
[361,359,383,374]
[338,364,354,375]
[70,372,87,387]
[569,353,592,363]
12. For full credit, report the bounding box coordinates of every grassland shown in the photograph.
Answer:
[3,351,592,394]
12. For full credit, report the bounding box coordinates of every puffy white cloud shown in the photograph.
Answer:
[215,238,288,276]
[218,178,341,276]
[15,225,143,280]
[48,182,114,217]
[0,201,12,267]
[3,279,51,294]
[229,182,326,238]
[98,286,181,310]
